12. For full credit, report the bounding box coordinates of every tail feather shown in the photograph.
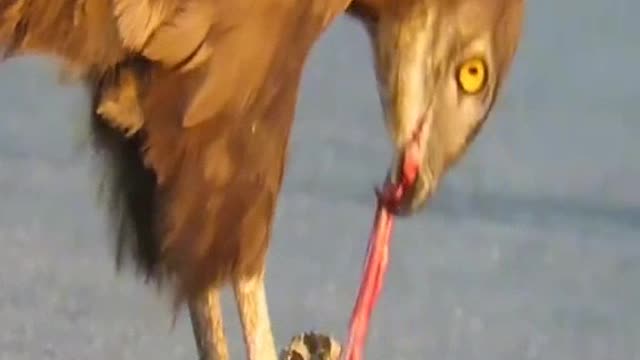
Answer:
[90,73,161,281]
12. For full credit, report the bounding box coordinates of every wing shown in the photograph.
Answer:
[1,0,352,126]
[1,0,123,71]
[0,0,226,74]
[90,0,354,304]
[3,0,357,305]
[0,0,253,140]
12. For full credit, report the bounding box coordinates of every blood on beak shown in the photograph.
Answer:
[385,112,434,216]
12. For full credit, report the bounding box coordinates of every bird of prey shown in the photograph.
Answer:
[0,0,524,359]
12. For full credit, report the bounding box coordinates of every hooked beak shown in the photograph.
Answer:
[376,19,446,217]
[387,58,441,217]
[386,106,436,217]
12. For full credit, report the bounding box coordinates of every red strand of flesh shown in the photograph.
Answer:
[343,139,422,360]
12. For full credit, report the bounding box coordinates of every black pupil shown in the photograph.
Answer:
[468,66,478,75]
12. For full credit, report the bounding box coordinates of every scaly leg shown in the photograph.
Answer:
[233,270,278,360]
[188,287,230,360]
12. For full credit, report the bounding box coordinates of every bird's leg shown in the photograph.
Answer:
[188,287,230,360]
[233,270,278,360]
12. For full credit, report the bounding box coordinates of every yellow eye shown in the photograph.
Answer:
[456,58,487,94]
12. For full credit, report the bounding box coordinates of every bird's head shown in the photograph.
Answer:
[349,0,525,215]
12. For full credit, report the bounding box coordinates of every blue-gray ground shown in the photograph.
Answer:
[1,0,639,359]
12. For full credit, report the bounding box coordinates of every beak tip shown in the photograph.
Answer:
[383,167,430,217]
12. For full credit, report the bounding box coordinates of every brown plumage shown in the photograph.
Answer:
[1,1,350,359]
[1,0,525,359]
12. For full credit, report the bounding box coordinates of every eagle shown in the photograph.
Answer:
[0,0,525,359]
